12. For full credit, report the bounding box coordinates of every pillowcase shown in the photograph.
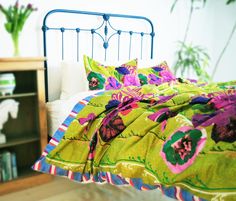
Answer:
[83,55,140,90]
[137,61,176,86]
[60,61,88,100]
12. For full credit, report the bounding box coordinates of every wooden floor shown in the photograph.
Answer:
[0,177,175,201]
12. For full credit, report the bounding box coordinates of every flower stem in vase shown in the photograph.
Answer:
[12,33,20,57]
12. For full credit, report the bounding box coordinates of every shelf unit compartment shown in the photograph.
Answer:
[12,70,37,94]
[2,96,40,140]
[0,57,51,194]
[3,141,41,178]
[0,136,39,149]
[0,92,37,100]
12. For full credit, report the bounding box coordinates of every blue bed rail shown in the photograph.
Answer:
[42,9,155,101]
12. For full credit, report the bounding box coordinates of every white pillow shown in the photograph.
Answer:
[60,61,88,100]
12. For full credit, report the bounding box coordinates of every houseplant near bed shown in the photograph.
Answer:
[171,0,211,82]
[171,0,236,81]
[0,0,37,56]
[211,0,236,78]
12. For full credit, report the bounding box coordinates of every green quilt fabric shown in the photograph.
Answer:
[46,80,236,201]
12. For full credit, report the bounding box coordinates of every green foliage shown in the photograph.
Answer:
[0,1,37,35]
[226,0,236,4]
[174,42,211,82]
[0,1,37,56]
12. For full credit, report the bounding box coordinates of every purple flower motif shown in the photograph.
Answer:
[159,70,176,82]
[212,116,236,143]
[115,67,130,75]
[105,100,121,111]
[148,74,162,85]
[152,66,163,72]
[190,96,211,105]
[105,77,122,90]
[187,78,198,83]
[157,94,176,104]
[111,92,130,103]
[192,92,236,143]
[123,74,140,87]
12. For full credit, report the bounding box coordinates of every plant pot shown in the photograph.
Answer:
[0,73,16,96]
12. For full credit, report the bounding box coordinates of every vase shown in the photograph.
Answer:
[0,73,16,96]
[11,33,20,57]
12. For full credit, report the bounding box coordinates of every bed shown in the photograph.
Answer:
[33,9,236,201]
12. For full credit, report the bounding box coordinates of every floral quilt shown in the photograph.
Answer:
[33,79,236,201]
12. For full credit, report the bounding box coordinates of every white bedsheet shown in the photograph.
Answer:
[46,90,102,137]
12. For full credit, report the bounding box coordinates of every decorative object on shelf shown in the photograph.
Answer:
[0,99,19,144]
[0,1,37,56]
[0,73,16,96]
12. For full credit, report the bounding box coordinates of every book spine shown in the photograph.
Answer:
[11,152,18,179]
[2,151,12,182]
[0,153,2,182]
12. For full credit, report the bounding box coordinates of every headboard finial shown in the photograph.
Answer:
[103,14,110,21]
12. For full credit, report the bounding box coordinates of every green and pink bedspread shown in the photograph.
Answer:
[33,79,236,201]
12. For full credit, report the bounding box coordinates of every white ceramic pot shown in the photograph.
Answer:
[0,73,16,96]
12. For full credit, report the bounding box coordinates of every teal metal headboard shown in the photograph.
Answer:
[42,9,155,101]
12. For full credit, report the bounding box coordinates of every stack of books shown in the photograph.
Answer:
[0,151,18,182]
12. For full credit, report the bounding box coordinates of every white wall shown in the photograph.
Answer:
[0,0,235,82]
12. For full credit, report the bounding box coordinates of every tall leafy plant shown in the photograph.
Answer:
[172,0,236,80]
[171,0,211,81]
[212,0,236,78]
[174,42,210,81]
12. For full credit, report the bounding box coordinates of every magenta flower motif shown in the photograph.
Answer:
[123,74,140,87]
[105,77,122,90]
[159,70,175,82]
[209,92,236,110]
[148,108,170,122]
[79,113,96,125]
[192,92,236,143]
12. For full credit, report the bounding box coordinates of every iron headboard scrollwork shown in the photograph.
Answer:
[42,9,155,101]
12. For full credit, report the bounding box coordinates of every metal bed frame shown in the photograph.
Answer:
[42,9,155,101]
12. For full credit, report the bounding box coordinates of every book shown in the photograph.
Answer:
[0,153,2,182]
[1,151,12,182]
[11,152,18,179]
